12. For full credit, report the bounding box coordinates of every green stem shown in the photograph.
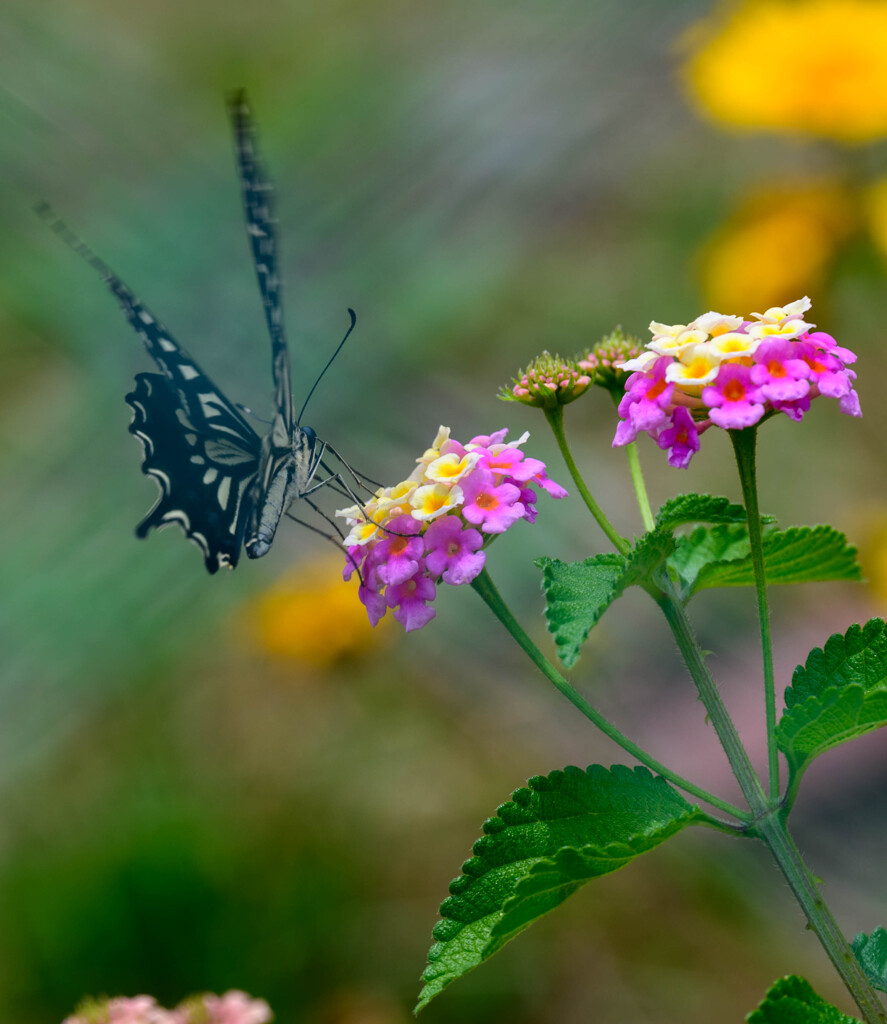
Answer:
[730,427,779,799]
[655,583,768,812]
[656,581,885,1020]
[754,815,887,1024]
[470,567,750,822]
[542,403,754,813]
[543,405,630,555]
[625,441,655,533]
[538,398,880,1016]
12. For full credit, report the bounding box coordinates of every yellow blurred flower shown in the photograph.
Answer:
[682,0,887,143]
[699,182,855,313]
[251,557,388,667]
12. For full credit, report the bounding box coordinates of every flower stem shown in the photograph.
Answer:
[470,567,750,821]
[730,426,779,799]
[625,441,655,533]
[543,406,630,555]
[754,814,887,1024]
[654,582,769,812]
[654,580,885,1020]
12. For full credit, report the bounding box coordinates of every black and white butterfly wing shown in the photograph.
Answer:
[127,372,261,572]
[228,91,294,433]
[108,277,262,572]
[73,240,265,573]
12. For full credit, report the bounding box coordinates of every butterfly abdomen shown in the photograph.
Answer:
[245,425,317,560]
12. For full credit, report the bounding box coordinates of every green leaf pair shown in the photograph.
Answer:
[416,764,708,1011]
[539,492,860,670]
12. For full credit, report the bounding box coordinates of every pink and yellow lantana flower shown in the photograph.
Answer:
[337,427,566,631]
[613,297,860,468]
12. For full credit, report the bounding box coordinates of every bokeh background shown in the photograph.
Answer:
[4,0,887,1021]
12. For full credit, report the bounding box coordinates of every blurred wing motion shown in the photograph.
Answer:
[228,89,294,432]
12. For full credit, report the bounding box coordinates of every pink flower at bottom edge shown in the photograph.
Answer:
[107,996,173,1024]
[200,990,273,1024]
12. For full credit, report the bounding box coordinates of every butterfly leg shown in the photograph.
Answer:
[284,506,364,585]
[302,495,347,542]
[321,440,384,491]
[300,441,368,509]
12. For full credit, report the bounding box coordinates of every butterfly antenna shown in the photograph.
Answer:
[35,202,115,281]
[297,308,357,426]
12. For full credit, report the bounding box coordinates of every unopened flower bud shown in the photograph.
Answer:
[500,351,592,409]
[580,328,644,395]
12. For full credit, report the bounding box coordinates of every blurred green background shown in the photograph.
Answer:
[3,0,887,1021]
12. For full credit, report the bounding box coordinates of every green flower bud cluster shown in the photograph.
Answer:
[500,351,592,410]
[579,328,644,395]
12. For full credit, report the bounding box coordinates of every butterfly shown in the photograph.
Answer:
[43,91,360,574]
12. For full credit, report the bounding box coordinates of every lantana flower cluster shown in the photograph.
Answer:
[337,427,566,631]
[613,297,860,468]
[62,991,272,1024]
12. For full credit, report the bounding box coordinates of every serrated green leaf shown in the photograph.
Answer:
[537,531,675,668]
[747,975,860,1023]
[490,829,688,954]
[777,619,887,792]
[655,492,773,532]
[692,526,860,593]
[536,553,626,669]
[668,523,751,591]
[619,528,676,589]
[416,765,705,1012]
[852,927,887,994]
[784,619,887,708]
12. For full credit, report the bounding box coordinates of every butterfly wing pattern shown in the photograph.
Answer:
[127,371,261,573]
[110,271,263,572]
[45,92,339,573]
